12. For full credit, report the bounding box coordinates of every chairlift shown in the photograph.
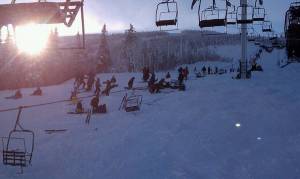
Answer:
[155,0,178,30]
[198,1,227,28]
[227,6,237,25]
[252,0,265,22]
[120,93,143,112]
[262,20,272,32]
[236,5,254,24]
[1,107,35,174]
[247,27,256,41]
[0,0,85,49]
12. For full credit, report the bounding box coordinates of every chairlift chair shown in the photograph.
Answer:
[262,20,272,32]
[121,93,143,112]
[199,6,227,28]
[252,0,265,22]
[0,0,86,49]
[155,0,178,30]
[236,5,254,24]
[1,107,35,173]
[252,7,265,22]
[226,6,237,25]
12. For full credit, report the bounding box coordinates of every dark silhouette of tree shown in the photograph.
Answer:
[98,24,111,72]
[122,24,137,72]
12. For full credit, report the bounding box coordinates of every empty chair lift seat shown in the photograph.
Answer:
[199,19,226,28]
[156,19,177,26]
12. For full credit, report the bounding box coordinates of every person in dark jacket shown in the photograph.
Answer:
[166,72,171,79]
[86,72,95,91]
[178,72,184,85]
[128,77,135,89]
[142,67,150,82]
[102,80,112,96]
[158,78,166,89]
[6,89,23,99]
[150,72,156,83]
[76,101,84,113]
[215,67,218,74]
[178,67,183,74]
[90,95,100,113]
[95,78,101,95]
[32,87,42,96]
[202,66,206,75]
[184,66,189,80]
[111,75,117,84]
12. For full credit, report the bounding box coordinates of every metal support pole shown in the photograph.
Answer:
[240,0,248,79]
[81,2,86,49]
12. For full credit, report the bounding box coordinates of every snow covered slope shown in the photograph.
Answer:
[0,46,300,179]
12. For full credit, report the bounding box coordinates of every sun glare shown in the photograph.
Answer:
[16,24,50,55]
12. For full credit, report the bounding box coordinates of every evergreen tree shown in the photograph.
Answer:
[98,24,111,72]
[122,24,137,72]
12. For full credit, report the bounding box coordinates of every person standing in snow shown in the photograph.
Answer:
[142,67,150,82]
[111,75,117,84]
[215,67,218,74]
[185,66,189,80]
[90,95,100,113]
[128,77,135,90]
[76,101,84,113]
[202,66,206,75]
[86,72,95,91]
[166,72,171,79]
[178,71,184,85]
[194,66,197,73]
[95,78,101,95]
[102,80,112,96]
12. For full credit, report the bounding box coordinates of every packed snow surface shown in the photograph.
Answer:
[1,46,300,179]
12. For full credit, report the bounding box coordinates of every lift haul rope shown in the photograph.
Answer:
[0,89,128,113]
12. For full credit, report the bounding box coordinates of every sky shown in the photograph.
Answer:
[82,0,295,34]
[0,0,297,35]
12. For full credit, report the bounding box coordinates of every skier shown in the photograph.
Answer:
[32,87,42,96]
[86,72,95,91]
[150,72,156,83]
[6,89,23,99]
[70,91,78,105]
[166,72,171,79]
[142,67,150,82]
[127,77,135,90]
[215,67,218,74]
[202,66,206,75]
[95,78,101,95]
[90,95,100,113]
[111,75,117,84]
[184,66,189,80]
[102,80,112,96]
[208,66,211,75]
[178,71,184,85]
[75,101,84,113]
[194,66,197,73]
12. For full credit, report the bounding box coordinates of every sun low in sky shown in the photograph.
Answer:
[15,24,51,55]
[0,12,126,55]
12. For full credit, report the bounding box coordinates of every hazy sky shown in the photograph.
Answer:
[1,0,296,34]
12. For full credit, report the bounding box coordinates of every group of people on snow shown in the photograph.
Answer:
[71,72,119,114]
[5,87,43,100]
